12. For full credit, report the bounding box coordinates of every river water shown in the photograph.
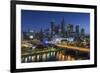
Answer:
[21,49,89,63]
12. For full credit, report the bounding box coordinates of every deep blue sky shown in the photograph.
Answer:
[21,10,90,34]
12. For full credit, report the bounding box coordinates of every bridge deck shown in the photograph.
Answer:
[22,49,62,56]
[55,44,90,53]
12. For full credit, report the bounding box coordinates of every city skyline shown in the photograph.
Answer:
[21,10,90,63]
[21,10,90,35]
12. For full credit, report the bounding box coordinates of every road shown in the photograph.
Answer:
[55,44,90,53]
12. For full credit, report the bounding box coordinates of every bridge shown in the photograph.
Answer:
[21,43,90,63]
[21,48,64,63]
[55,44,90,53]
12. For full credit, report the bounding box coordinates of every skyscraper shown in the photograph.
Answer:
[61,18,65,37]
[75,25,79,35]
[80,28,85,39]
[75,25,80,41]
[50,21,55,38]
[39,28,44,41]
[67,24,74,37]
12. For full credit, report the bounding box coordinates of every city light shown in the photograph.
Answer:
[21,10,90,63]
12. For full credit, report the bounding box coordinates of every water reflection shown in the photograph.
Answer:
[21,50,78,63]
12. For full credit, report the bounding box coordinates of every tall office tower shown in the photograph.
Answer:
[70,24,73,32]
[66,24,70,37]
[75,25,80,43]
[39,28,44,41]
[50,21,55,38]
[67,24,74,37]
[54,25,59,35]
[61,18,65,37]
[75,25,79,36]
[75,25,79,34]
[80,28,85,39]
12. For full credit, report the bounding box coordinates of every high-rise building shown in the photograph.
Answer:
[70,24,74,32]
[75,25,79,35]
[75,25,80,41]
[67,24,74,37]
[39,28,44,41]
[54,25,59,35]
[61,18,65,37]
[50,21,55,38]
[80,28,85,39]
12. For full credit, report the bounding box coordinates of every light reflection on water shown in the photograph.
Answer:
[22,51,76,63]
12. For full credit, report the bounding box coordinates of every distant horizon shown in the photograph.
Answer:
[21,10,90,35]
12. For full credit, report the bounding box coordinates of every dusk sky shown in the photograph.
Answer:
[21,10,90,34]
